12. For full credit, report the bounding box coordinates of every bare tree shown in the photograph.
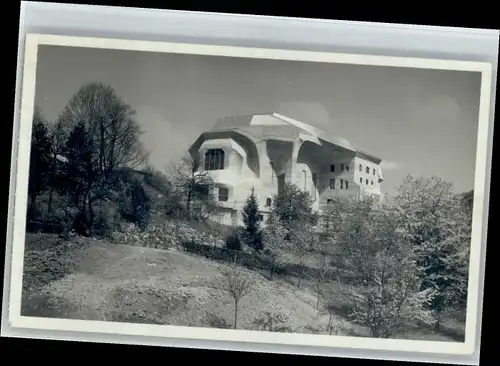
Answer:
[58,82,149,176]
[57,82,149,234]
[168,152,217,220]
[219,265,253,329]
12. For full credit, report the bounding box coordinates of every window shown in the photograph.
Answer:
[341,164,345,172]
[312,173,317,186]
[373,168,376,175]
[371,180,374,186]
[266,197,272,207]
[258,214,264,221]
[327,199,333,204]
[204,149,225,170]
[340,179,343,189]
[330,178,335,190]
[366,166,370,174]
[360,177,363,184]
[359,164,363,172]
[365,179,368,185]
[330,164,335,172]
[218,187,229,202]
[345,181,349,190]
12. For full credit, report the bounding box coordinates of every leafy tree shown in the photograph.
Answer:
[333,197,436,338]
[288,220,318,289]
[272,183,317,230]
[395,175,471,328]
[241,187,264,252]
[262,215,288,280]
[28,106,53,219]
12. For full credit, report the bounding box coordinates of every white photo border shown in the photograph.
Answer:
[5,32,494,359]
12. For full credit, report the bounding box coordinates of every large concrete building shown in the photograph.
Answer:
[189,113,384,226]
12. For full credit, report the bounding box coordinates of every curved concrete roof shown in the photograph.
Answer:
[207,113,357,152]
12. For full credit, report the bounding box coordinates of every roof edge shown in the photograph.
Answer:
[356,150,383,164]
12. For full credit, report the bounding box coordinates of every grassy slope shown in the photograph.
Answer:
[21,233,465,341]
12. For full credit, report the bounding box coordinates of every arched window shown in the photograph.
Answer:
[204,149,225,170]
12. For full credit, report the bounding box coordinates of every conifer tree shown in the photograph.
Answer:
[242,187,264,252]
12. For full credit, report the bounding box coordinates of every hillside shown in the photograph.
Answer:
[21,233,464,341]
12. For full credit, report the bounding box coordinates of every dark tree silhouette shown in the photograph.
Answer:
[241,187,264,252]
[28,106,53,219]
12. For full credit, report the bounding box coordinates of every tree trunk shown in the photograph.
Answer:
[328,313,333,335]
[187,190,192,219]
[234,300,238,329]
[28,194,37,219]
[434,312,441,332]
[47,152,57,219]
[316,282,321,310]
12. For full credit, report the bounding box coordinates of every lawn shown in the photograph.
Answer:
[20,233,465,341]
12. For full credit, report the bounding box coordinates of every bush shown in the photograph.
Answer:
[252,305,293,332]
[225,231,243,251]
[93,201,121,238]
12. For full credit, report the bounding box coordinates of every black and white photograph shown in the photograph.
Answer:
[4,32,493,358]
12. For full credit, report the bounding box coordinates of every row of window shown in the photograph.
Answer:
[330,163,377,176]
[330,164,349,172]
[329,178,349,190]
[217,187,274,207]
[360,164,376,176]
[360,178,375,186]
[203,150,379,180]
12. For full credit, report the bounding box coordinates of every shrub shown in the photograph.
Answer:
[93,201,121,238]
[252,305,293,332]
[225,231,243,251]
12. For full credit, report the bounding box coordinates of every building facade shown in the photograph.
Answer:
[188,113,384,227]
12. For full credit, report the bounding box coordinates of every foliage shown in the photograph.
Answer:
[395,175,471,324]
[168,153,218,221]
[130,179,151,230]
[241,187,264,252]
[143,165,171,197]
[288,220,318,289]
[225,230,243,251]
[28,83,150,237]
[252,305,293,332]
[332,197,437,338]
[219,265,253,329]
[272,183,318,230]
[262,216,288,280]
[28,106,53,219]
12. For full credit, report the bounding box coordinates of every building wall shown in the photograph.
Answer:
[194,137,280,226]
[353,156,382,196]
[295,141,360,210]
[193,134,383,226]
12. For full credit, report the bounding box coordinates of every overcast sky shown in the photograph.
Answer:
[34,45,482,195]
